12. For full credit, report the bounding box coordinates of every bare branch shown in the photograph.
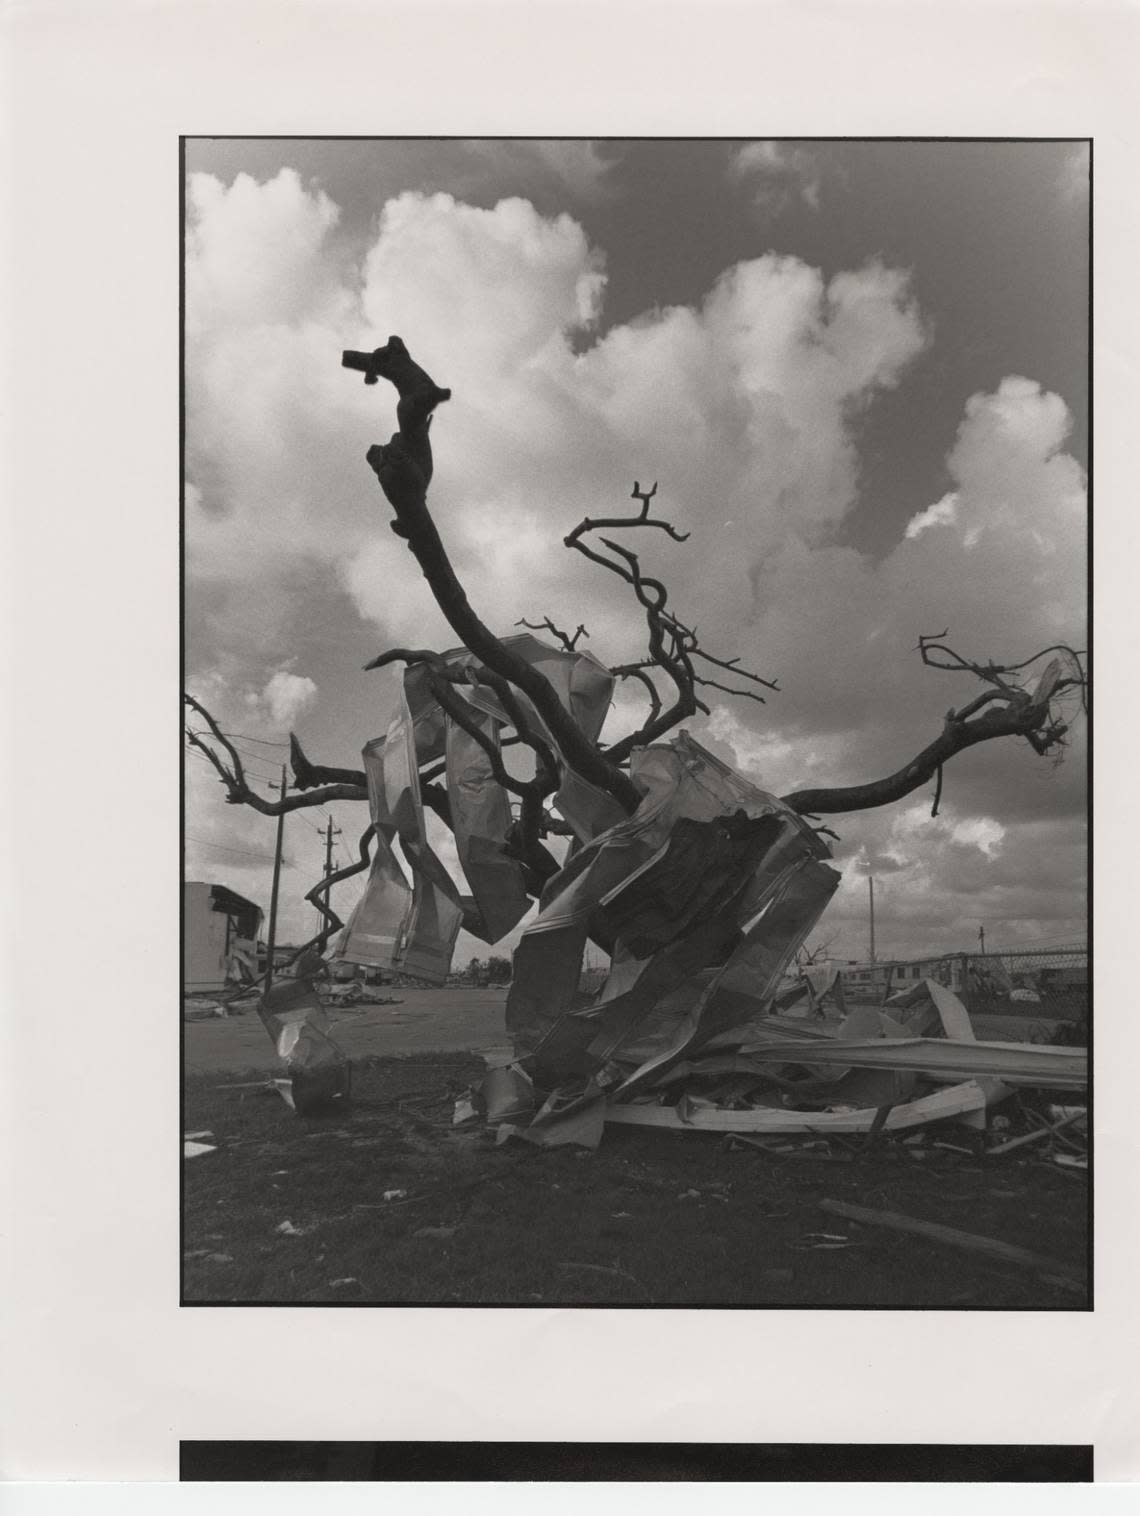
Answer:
[692,674,768,706]
[563,483,781,761]
[466,664,560,780]
[782,637,1085,816]
[690,646,780,693]
[289,732,366,791]
[363,646,465,676]
[287,823,377,966]
[424,671,529,799]
[185,693,248,789]
[563,480,690,546]
[184,694,367,813]
[347,337,641,814]
[931,762,944,818]
[610,663,663,728]
[515,617,589,652]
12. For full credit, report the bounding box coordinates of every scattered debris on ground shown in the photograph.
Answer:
[238,687,1085,1162]
[190,653,1087,1305]
[817,1197,1085,1295]
[183,1052,1087,1306]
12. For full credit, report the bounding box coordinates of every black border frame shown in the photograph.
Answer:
[180,135,1093,1311]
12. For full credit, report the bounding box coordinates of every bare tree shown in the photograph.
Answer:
[185,336,1087,952]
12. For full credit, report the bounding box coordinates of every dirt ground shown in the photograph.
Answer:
[183,1045,1089,1309]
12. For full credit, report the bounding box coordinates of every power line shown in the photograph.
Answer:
[185,731,289,777]
[186,835,296,867]
[184,745,282,791]
[185,736,278,776]
[203,738,283,774]
[221,731,290,748]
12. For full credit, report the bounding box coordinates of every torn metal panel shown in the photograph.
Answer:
[402,660,449,764]
[609,855,841,1095]
[385,694,465,978]
[505,732,841,1116]
[774,961,848,1019]
[605,1078,1004,1134]
[258,976,351,1115]
[444,705,531,943]
[336,738,416,967]
[729,1035,1087,1090]
[483,1063,535,1125]
[887,978,975,1040]
[338,693,464,982]
[550,767,629,844]
[432,633,618,841]
[597,812,788,958]
[505,825,652,1053]
[342,638,621,981]
[926,980,975,1040]
[508,917,592,1054]
[503,1085,608,1149]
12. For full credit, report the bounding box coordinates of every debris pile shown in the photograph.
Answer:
[253,637,1087,1147]
[471,976,1086,1150]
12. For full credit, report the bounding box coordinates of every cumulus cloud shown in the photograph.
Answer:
[258,670,318,728]
[905,490,959,539]
[728,141,822,211]
[186,173,927,676]
[185,171,1085,960]
[187,168,346,336]
[454,139,621,205]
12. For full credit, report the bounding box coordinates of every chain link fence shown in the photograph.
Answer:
[837,946,1088,1028]
[958,946,1088,1024]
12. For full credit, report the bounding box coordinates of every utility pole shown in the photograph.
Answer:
[264,764,287,994]
[868,875,876,964]
[978,923,986,956]
[316,815,342,934]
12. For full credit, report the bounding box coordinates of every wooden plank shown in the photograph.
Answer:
[818,1198,1086,1295]
[606,1079,990,1134]
[733,1036,1087,1090]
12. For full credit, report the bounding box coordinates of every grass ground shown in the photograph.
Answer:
[183,1052,1088,1308]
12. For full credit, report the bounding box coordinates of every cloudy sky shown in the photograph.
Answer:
[183,137,1088,963]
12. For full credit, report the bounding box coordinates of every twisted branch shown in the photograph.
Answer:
[562,483,782,761]
[782,636,1084,816]
[515,617,589,652]
[286,823,377,967]
[348,337,641,815]
[185,694,367,812]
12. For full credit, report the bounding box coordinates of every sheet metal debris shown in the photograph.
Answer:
[296,634,1087,1151]
[258,976,351,1117]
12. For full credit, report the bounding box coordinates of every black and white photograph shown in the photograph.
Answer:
[16,0,1140,1488]
[181,136,1090,1310]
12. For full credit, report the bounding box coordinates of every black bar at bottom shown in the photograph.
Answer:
[180,1442,1092,1482]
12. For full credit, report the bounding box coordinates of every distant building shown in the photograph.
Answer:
[834,947,1087,1012]
[838,955,967,998]
[184,881,263,993]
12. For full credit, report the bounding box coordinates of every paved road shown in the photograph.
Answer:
[184,987,1079,1077]
[184,986,511,1074]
